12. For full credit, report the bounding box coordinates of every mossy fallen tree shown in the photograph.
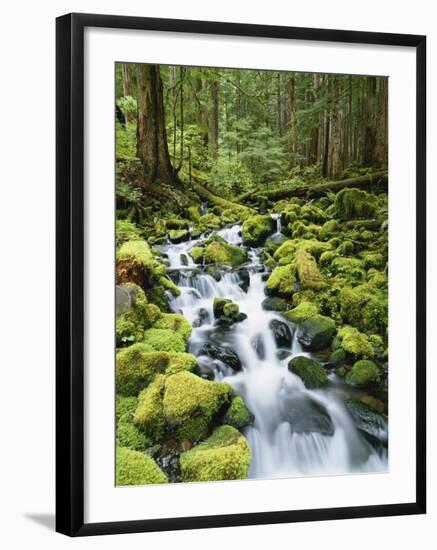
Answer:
[193,183,254,215]
[245,171,387,203]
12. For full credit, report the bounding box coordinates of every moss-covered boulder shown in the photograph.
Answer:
[116,240,180,301]
[143,328,186,353]
[242,215,274,246]
[116,283,155,346]
[117,418,148,451]
[261,296,288,311]
[186,205,201,222]
[116,446,168,486]
[297,315,336,351]
[265,264,296,297]
[163,372,234,443]
[116,395,139,422]
[338,285,387,334]
[116,344,197,396]
[198,213,222,230]
[295,249,326,290]
[223,396,254,429]
[334,188,377,220]
[273,239,296,265]
[133,375,166,442]
[189,235,247,267]
[213,298,247,326]
[319,219,339,241]
[168,229,190,243]
[336,326,375,359]
[288,355,329,388]
[346,360,381,386]
[153,313,192,342]
[180,425,251,482]
[283,301,318,324]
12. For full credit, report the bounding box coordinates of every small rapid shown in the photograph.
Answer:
[157,221,388,480]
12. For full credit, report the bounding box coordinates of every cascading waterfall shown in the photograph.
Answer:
[157,221,388,480]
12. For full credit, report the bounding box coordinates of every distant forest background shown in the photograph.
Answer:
[116,64,388,202]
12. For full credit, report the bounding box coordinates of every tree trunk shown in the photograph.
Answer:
[122,63,134,123]
[136,64,177,184]
[374,78,388,167]
[328,76,342,178]
[246,171,387,202]
[363,77,378,167]
[289,76,297,168]
[210,79,219,156]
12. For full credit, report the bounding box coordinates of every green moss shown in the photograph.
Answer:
[338,285,387,334]
[329,348,347,367]
[320,251,336,267]
[284,301,318,324]
[346,359,381,385]
[300,204,326,224]
[288,355,328,388]
[117,418,148,451]
[363,252,384,269]
[297,315,336,351]
[117,240,157,269]
[116,344,169,396]
[166,352,198,376]
[153,313,192,342]
[186,205,201,222]
[143,328,186,353]
[180,426,251,482]
[189,246,205,263]
[223,396,254,429]
[298,239,331,259]
[336,240,354,256]
[116,283,151,345]
[203,236,247,267]
[116,395,139,422]
[319,219,339,241]
[168,229,190,243]
[242,215,274,245]
[331,257,366,280]
[116,220,141,246]
[133,375,166,442]
[265,264,296,297]
[163,372,234,443]
[221,208,241,224]
[295,248,326,290]
[334,188,377,220]
[116,446,168,486]
[273,240,296,265]
[198,213,222,230]
[337,326,375,359]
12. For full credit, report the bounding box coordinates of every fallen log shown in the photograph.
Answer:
[193,184,254,213]
[235,187,260,203]
[342,219,387,231]
[248,171,388,202]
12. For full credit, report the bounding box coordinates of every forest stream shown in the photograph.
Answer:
[156,214,388,479]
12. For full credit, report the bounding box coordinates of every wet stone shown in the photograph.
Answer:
[198,342,242,372]
[269,319,293,348]
[280,391,335,436]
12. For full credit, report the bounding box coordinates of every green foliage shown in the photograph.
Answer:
[209,153,254,196]
[116,446,167,486]
[180,426,251,482]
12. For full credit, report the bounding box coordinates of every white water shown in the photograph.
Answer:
[157,221,388,479]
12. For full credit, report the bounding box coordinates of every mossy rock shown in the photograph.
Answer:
[242,215,274,246]
[116,446,168,486]
[363,252,385,269]
[284,301,318,324]
[143,328,186,353]
[300,204,326,224]
[116,395,139,422]
[261,296,288,311]
[288,355,328,389]
[168,229,190,243]
[116,344,197,396]
[180,426,251,482]
[198,213,222,230]
[336,240,354,256]
[273,239,296,265]
[297,315,336,351]
[223,396,255,429]
[265,264,296,297]
[116,283,152,346]
[336,326,375,359]
[188,246,204,263]
[334,188,377,220]
[295,248,326,290]
[186,205,201,222]
[221,208,241,224]
[163,372,234,443]
[338,285,387,334]
[153,313,192,342]
[346,360,381,386]
[133,375,166,442]
[328,348,347,368]
[117,417,148,451]
[319,220,339,241]
[345,399,387,445]
[213,298,246,326]
[190,235,247,267]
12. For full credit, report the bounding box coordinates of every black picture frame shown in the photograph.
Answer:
[56,12,427,537]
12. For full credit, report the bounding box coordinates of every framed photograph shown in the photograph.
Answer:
[56,13,426,536]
